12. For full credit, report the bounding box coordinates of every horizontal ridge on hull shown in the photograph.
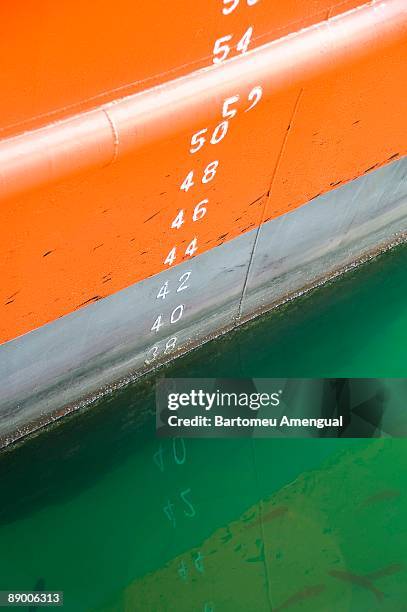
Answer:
[0,0,365,137]
[0,0,405,202]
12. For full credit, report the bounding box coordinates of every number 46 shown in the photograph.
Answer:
[171,200,207,229]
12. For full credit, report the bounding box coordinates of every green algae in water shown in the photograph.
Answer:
[0,244,407,611]
[98,440,407,611]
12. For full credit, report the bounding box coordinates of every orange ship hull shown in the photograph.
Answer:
[0,0,406,445]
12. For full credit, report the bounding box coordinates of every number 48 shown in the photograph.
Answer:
[180,161,219,192]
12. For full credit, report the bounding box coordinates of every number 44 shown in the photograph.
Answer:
[164,239,198,266]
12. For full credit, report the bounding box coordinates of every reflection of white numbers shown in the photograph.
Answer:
[154,438,187,472]
[213,27,253,64]
[180,488,196,518]
[153,444,165,472]
[164,239,198,266]
[180,161,219,192]
[163,489,196,528]
[163,499,176,527]
[222,0,260,15]
[173,437,186,464]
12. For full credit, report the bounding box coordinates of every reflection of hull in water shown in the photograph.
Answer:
[0,0,406,445]
[96,440,406,611]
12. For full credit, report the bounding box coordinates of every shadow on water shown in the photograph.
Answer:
[0,379,157,526]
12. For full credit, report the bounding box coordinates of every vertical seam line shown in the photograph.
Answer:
[236,87,304,321]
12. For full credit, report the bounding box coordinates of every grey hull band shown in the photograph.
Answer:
[1,156,406,446]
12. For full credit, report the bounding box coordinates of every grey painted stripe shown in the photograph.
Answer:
[0,223,257,445]
[0,156,406,445]
[241,156,407,319]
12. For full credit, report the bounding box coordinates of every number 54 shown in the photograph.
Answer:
[213,27,253,64]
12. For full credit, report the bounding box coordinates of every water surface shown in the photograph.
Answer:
[1,244,407,611]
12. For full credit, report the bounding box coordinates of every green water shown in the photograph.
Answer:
[1,244,407,611]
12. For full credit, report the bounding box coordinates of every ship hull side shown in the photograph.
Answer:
[0,156,406,446]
